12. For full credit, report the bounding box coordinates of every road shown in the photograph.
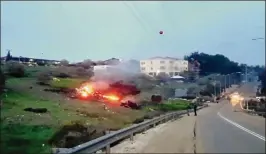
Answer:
[111,82,265,153]
[196,101,265,153]
[197,82,265,153]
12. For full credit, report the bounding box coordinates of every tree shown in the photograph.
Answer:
[5,61,25,77]
[6,50,12,61]
[185,52,242,75]
[60,59,69,66]
[79,59,95,69]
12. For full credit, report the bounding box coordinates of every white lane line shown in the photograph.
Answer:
[217,112,265,141]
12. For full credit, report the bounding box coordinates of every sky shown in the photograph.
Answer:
[1,1,265,65]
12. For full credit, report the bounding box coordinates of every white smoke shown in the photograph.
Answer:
[92,59,141,83]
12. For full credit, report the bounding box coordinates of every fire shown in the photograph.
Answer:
[76,83,94,98]
[83,85,93,94]
[103,94,120,102]
[230,93,243,107]
[81,91,88,98]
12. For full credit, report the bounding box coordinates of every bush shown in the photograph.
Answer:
[52,66,72,78]
[60,59,69,66]
[51,66,94,79]
[79,59,94,69]
[37,71,52,85]
[75,67,94,77]
[36,62,45,66]
[5,61,25,77]
[0,69,5,95]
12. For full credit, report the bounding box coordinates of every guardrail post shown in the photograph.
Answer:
[153,123,156,127]
[130,133,134,141]
[105,145,110,154]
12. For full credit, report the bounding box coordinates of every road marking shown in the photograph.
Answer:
[217,112,265,141]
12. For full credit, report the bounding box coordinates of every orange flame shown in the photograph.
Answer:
[81,91,88,98]
[103,94,120,102]
[83,85,93,94]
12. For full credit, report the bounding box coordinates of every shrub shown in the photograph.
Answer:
[36,62,45,66]
[79,59,94,69]
[37,71,52,85]
[52,66,72,78]
[5,61,25,77]
[75,67,86,76]
[75,67,94,77]
[60,59,69,66]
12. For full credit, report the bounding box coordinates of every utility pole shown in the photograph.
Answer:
[228,74,231,87]
[219,82,222,94]
[224,75,227,92]
[214,83,217,96]
[245,65,248,82]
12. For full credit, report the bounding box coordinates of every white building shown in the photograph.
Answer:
[93,65,114,71]
[140,57,189,77]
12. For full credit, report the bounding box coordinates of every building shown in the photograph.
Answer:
[1,56,60,65]
[93,65,116,71]
[140,57,189,77]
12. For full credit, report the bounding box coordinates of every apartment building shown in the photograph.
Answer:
[140,57,189,77]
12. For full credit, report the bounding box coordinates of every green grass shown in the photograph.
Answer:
[25,66,51,77]
[0,89,146,153]
[0,91,88,154]
[1,124,54,154]
[49,78,87,89]
[143,100,190,112]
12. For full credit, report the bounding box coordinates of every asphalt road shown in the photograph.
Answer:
[196,83,265,153]
[111,82,265,153]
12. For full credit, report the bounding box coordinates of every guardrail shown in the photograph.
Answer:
[244,110,266,116]
[54,105,208,154]
[240,99,266,117]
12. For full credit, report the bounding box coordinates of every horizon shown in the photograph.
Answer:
[1,1,265,65]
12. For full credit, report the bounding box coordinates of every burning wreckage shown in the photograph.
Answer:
[71,81,142,109]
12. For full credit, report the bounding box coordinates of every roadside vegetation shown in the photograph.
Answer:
[2,51,263,153]
[0,61,191,154]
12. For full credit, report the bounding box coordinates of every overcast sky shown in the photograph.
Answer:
[1,1,265,65]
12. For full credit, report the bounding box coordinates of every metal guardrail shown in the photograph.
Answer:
[244,110,266,116]
[54,105,207,154]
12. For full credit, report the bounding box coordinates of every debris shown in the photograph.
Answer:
[24,107,48,113]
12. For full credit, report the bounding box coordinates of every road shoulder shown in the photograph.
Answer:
[111,114,197,153]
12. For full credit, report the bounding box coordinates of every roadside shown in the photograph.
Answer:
[111,112,200,153]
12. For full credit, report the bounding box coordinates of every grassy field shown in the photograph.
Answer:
[143,99,190,112]
[0,89,146,154]
[1,66,192,154]
[49,78,87,89]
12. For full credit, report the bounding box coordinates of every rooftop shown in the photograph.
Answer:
[148,56,183,60]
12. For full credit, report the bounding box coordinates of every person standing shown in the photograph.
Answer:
[193,102,198,116]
